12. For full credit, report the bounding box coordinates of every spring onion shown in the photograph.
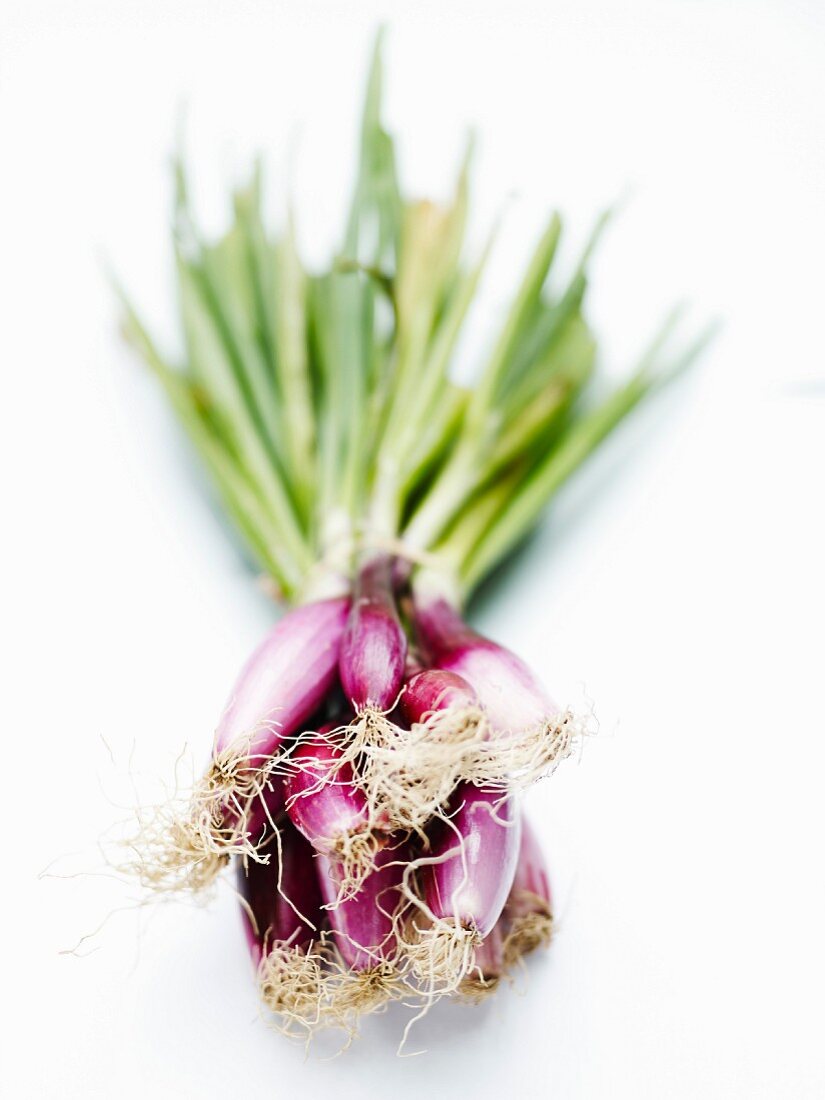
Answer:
[117,31,708,1043]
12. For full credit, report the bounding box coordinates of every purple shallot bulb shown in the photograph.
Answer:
[409,570,580,792]
[413,581,558,734]
[237,820,330,1034]
[237,822,322,966]
[216,596,350,762]
[503,815,554,965]
[400,668,479,723]
[127,597,349,897]
[316,843,408,1015]
[405,782,521,995]
[459,921,505,1001]
[339,552,407,713]
[283,734,386,893]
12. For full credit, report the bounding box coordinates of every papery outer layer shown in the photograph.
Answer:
[215,597,349,759]
[426,783,521,938]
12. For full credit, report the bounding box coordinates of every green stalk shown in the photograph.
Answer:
[345,29,402,267]
[432,469,524,575]
[176,179,286,479]
[464,212,561,436]
[232,166,281,386]
[401,385,469,499]
[310,271,372,546]
[400,213,564,549]
[337,273,372,523]
[390,212,495,482]
[309,274,344,534]
[121,48,712,608]
[233,166,316,502]
[116,287,303,594]
[500,310,595,424]
[496,209,609,417]
[483,360,592,480]
[175,256,313,574]
[273,214,316,515]
[459,317,716,594]
[460,373,653,593]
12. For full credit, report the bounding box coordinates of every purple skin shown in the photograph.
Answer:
[316,845,406,971]
[413,594,560,734]
[400,668,479,725]
[237,822,324,968]
[508,815,552,918]
[283,737,378,854]
[425,783,521,939]
[339,553,407,712]
[215,597,349,762]
[471,921,504,982]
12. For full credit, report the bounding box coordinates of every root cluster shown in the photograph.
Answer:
[118,701,567,1049]
[315,704,585,840]
[119,747,276,897]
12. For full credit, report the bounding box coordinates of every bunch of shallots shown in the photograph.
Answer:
[220,565,566,1034]
[118,33,707,1043]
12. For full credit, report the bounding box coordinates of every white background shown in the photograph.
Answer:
[3,1,824,1096]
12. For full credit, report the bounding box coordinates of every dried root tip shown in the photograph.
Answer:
[464,709,585,791]
[403,919,481,999]
[120,749,274,897]
[257,943,330,1039]
[457,927,504,1001]
[327,828,387,903]
[128,819,232,896]
[458,971,501,1003]
[324,961,402,1021]
[503,909,554,968]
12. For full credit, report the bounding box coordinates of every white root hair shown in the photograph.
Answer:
[458,965,502,1003]
[119,745,278,897]
[305,704,586,841]
[257,942,333,1041]
[503,892,554,969]
[321,958,403,1024]
[401,917,481,1000]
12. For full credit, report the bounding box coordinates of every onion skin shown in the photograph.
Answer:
[283,738,372,855]
[400,669,478,724]
[340,553,407,712]
[503,816,554,965]
[414,593,559,734]
[316,845,406,971]
[468,922,504,985]
[215,597,349,761]
[237,823,324,968]
[426,784,521,938]
[508,815,552,917]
